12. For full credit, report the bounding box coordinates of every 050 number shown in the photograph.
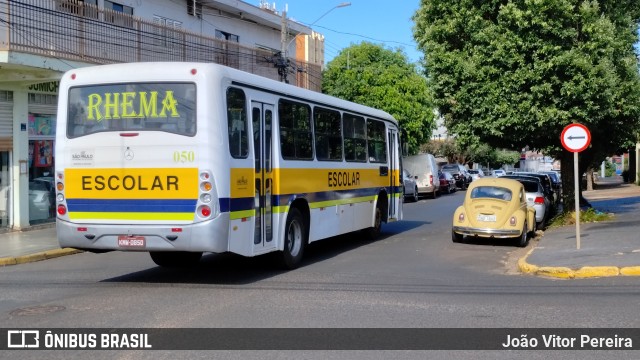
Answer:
[173,151,195,163]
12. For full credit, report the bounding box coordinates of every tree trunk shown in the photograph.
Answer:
[560,150,575,212]
[586,167,594,191]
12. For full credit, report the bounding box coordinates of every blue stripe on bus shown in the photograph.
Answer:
[66,199,197,213]
[67,185,401,215]
[221,186,401,212]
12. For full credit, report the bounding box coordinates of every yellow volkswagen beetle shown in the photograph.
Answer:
[452,177,536,247]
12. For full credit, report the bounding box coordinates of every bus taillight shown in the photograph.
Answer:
[57,205,67,215]
[199,205,211,218]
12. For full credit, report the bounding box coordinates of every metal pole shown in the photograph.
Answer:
[574,151,580,249]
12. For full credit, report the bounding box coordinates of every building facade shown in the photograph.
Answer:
[0,0,323,230]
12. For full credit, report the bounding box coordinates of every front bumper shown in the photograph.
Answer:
[452,226,521,239]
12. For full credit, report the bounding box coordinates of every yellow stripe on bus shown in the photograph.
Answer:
[229,209,255,220]
[230,168,400,199]
[65,168,199,199]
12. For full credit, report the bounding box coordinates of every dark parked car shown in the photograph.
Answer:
[438,171,456,194]
[441,163,472,189]
[540,171,562,199]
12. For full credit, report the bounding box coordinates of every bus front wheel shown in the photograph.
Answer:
[149,251,202,267]
[281,207,306,269]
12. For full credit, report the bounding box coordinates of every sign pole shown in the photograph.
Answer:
[574,151,580,250]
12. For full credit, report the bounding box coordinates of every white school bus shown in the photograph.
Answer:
[55,62,402,269]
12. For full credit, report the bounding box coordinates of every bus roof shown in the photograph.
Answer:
[61,62,398,125]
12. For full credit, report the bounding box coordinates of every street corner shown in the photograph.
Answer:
[517,248,538,274]
[0,248,82,266]
[517,255,640,279]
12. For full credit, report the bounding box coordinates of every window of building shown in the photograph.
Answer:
[215,30,240,68]
[153,16,183,48]
[56,0,98,19]
[186,0,203,19]
[313,107,342,161]
[104,0,134,27]
[279,99,312,160]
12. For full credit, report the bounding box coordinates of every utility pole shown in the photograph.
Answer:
[277,8,290,83]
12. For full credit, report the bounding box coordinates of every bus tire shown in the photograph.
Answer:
[281,207,306,269]
[149,251,202,268]
[364,202,382,240]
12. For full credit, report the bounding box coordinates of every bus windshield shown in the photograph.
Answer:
[66,82,196,138]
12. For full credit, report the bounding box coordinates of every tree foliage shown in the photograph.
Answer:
[413,0,640,208]
[322,42,435,154]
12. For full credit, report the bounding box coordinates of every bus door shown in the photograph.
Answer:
[252,102,275,252]
[387,128,400,221]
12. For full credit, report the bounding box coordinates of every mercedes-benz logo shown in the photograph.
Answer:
[124,148,134,161]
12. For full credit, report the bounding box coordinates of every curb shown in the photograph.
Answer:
[518,251,640,279]
[0,248,82,266]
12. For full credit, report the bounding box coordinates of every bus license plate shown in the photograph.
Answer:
[477,214,496,222]
[118,235,146,248]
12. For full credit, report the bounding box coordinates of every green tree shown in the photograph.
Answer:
[322,42,435,154]
[413,0,640,209]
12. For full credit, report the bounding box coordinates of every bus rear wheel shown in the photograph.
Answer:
[149,251,202,267]
[281,207,306,269]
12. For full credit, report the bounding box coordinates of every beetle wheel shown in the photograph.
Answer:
[517,222,529,248]
[452,230,463,243]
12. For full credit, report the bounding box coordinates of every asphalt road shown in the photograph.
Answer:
[2,190,639,359]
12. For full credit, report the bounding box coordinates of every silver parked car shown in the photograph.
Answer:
[29,181,52,221]
[468,169,485,181]
[402,169,419,202]
[516,179,550,230]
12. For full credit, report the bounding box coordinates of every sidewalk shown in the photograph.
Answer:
[0,225,80,266]
[519,179,640,278]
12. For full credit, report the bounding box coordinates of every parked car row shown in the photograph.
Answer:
[444,163,563,247]
[402,153,486,202]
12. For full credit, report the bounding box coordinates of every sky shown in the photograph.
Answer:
[268,0,423,65]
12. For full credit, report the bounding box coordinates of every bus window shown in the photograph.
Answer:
[66,82,196,138]
[278,99,312,160]
[367,119,387,163]
[313,107,342,161]
[227,87,248,159]
[343,113,366,162]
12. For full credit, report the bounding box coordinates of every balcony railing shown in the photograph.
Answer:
[0,0,322,91]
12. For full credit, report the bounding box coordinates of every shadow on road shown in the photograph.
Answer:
[101,220,429,285]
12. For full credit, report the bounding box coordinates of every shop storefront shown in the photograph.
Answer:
[27,86,58,225]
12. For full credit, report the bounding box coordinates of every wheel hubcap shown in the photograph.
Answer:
[287,219,302,256]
